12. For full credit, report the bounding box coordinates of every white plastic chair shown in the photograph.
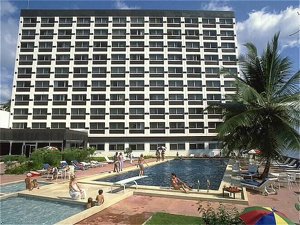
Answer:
[288,173,298,188]
[66,165,75,180]
[277,173,289,189]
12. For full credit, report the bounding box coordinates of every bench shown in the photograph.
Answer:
[110,175,148,193]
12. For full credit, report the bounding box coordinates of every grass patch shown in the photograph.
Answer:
[145,212,203,225]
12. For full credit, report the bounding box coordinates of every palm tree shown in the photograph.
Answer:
[216,33,300,179]
[1,100,11,111]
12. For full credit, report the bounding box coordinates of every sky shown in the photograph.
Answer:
[0,0,299,103]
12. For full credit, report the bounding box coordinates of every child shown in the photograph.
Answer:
[32,179,40,189]
[25,173,33,191]
[95,189,104,206]
[86,197,94,209]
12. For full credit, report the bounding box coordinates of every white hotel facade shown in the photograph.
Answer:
[10,10,238,156]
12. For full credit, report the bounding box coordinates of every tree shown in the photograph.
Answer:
[1,100,11,111]
[215,33,300,179]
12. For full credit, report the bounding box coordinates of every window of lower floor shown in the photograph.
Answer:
[129,144,144,151]
[12,123,27,129]
[32,122,47,129]
[89,144,105,151]
[170,143,185,150]
[109,144,124,151]
[190,143,205,150]
[51,123,66,129]
[70,122,85,129]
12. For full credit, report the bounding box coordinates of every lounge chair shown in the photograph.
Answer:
[60,161,68,168]
[104,156,114,164]
[241,164,259,179]
[275,159,297,168]
[90,160,107,167]
[241,178,277,196]
[232,162,240,175]
[71,160,85,170]
[285,161,299,169]
[272,157,291,166]
[80,161,91,168]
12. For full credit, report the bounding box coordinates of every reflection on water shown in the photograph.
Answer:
[96,159,228,190]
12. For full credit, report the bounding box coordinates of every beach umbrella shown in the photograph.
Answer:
[248,149,262,155]
[240,206,295,225]
[43,146,58,150]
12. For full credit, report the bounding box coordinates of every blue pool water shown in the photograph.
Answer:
[96,159,228,190]
[0,196,84,225]
[0,181,50,193]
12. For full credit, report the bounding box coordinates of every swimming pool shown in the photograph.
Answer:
[0,196,84,225]
[96,159,228,190]
[0,181,50,193]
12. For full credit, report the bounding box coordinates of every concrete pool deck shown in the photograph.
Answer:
[1,159,299,224]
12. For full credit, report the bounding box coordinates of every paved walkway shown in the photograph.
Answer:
[1,161,299,224]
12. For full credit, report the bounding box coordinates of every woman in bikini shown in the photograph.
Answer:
[171,173,192,193]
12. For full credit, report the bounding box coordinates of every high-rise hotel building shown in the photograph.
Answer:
[10,10,238,156]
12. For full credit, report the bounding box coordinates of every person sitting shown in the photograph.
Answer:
[95,189,104,206]
[171,173,192,193]
[69,175,86,200]
[86,197,95,209]
[51,167,59,180]
[25,173,33,191]
[32,179,40,189]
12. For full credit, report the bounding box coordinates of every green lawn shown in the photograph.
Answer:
[145,212,203,225]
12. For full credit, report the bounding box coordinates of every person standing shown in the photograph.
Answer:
[113,152,119,173]
[138,154,148,176]
[118,152,124,171]
[161,146,166,161]
[156,148,161,162]
[129,152,133,164]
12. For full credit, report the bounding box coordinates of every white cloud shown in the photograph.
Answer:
[114,0,138,10]
[0,1,17,17]
[237,6,300,55]
[0,0,19,103]
[202,0,233,11]
[0,67,13,103]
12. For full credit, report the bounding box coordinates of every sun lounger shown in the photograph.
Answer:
[90,160,107,167]
[241,164,259,179]
[241,178,277,196]
[272,158,291,166]
[275,159,297,167]
[110,175,148,192]
[104,156,114,164]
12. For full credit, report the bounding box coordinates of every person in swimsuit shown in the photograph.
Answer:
[171,173,192,193]
[69,175,86,200]
[138,154,148,176]
[25,173,33,191]
[86,197,95,209]
[95,189,104,206]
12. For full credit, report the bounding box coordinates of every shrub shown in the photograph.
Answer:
[30,148,62,168]
[44,150,62,167]
[198,201,244,225]
[62,148,94,163]
[90,157,106,162]
[30,149,47,169]
[3,155,27,164]
[5,161,33,174]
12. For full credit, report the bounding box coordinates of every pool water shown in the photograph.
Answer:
[0,196,84,225]
[96,159,228,190]
[0,181,50,193]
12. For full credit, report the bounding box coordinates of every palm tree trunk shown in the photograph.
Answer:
[260,157,271,180]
